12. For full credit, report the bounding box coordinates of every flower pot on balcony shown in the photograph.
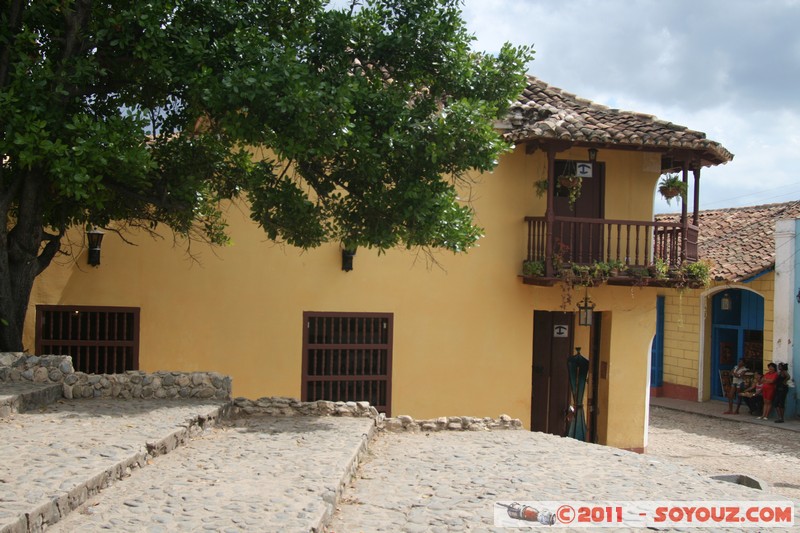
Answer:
[660,187,682,199]
[558,175,581,189]
[657,174,687,205]
[557,174,582,207]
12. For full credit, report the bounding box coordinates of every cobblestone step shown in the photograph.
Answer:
[0,382,63,418]
[0,399,230,533]
[49,415,376,532]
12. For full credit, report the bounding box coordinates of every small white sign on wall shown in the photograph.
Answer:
[553,324,569,338]
[576,162,593,178]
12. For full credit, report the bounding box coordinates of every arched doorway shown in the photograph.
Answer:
[710,289,764,400]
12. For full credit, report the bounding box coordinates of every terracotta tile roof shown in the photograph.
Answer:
[500,76,733,167]
[656,200,800,282]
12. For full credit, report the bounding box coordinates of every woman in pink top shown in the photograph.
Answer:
[759,363,778,420]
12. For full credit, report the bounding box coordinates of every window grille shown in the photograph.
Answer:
[302,312,393,415]
[35,305,140,374]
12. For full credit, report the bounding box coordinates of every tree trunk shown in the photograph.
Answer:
[0,258,37,352]
[0,172,61,352]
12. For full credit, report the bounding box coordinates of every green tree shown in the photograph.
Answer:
[0,0,531,351]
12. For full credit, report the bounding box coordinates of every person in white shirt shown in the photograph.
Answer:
[725,359,748,414]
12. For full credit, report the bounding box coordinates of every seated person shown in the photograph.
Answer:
[738,372,763,415]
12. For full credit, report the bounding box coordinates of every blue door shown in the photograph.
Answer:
[710,290,764,400]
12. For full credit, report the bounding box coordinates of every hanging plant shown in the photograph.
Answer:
[658,174,687,205]
[534,178,549,198]
[557,160,582,207]
[558,174,582,206]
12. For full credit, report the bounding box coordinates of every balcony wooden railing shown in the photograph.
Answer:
[525,216,699,277]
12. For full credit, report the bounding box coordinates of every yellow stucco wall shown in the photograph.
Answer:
[661,289,703,390]
[24,145,662,450]
[659,272,775,398]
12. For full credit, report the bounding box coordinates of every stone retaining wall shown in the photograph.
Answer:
[63,371,231,400]
[231,397,379,418]
[2,353,521,428]
[381,414,523,432]
[0,352,232,401]
[231,397,523,431]
[0,353,73,383]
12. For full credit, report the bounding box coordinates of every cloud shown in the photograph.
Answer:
[463,0,800,211]
[325,0,799,211]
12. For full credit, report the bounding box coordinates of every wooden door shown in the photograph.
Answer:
[553,160,604,263]
[531,311,574,435]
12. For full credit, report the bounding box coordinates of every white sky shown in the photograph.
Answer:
[329,0,800,213]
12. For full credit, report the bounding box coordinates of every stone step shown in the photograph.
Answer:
[0,382,63,418]
[0,399,230,533]
[47,415,376,532]
[0,398,377,533]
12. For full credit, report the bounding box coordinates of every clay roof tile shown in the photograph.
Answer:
[655,200,800,282]
[504,76,733,167]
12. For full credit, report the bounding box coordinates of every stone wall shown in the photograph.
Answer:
[0,352,231,401]
[230,398,524,431]
[0,353,74,383]
[2,353,521,427]
[62,371,231,400]
[231,397,379,418]
[381,414,523,432]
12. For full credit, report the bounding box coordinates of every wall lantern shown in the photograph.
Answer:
[341,248,356,272]
[796,288,800,304]
[588,148,598,162]
[577,289,596,327]
[86,229,105,266]
[720,292,732,311]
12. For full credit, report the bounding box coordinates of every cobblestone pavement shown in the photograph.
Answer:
[647,406,800,502]
[51,415,374,533]
[328,426,799,533]
[4,397,799,532]
[0,398,226,532]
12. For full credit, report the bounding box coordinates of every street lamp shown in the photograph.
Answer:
[577,289,595,327]
[86,229,105,266]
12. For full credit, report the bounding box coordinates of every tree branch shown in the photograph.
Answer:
[103,180,193,213]
[7,172,44,262]
[59,0,92,68]
[0,0,25,90]
[348,0,361,17]
[101,225,140,247]
[36,231,64,275]
[0,174,23,215]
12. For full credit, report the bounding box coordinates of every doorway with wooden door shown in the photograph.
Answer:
[553,159,605,264]
[531,311,574,435]
[532,310,602,442]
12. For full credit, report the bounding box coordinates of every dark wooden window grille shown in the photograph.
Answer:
[35,305,140,374]
[302,312,393,416]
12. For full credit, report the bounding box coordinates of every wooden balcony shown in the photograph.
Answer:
[523,216,702,287]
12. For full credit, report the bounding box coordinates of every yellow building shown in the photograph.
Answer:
[652,202,800,421]
[24,77,733,451]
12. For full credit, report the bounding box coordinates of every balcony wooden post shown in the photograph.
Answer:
[692,166,701,226]
[545,147,556,277]
[680,162,689,263]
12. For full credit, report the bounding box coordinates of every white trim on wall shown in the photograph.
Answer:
[773,219,796,365]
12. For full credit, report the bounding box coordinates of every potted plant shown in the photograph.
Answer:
[534,179,549,198]
[558,174,581,189]
[522,259,545,277]
[557,174,582,207]
[658,174,687,205]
